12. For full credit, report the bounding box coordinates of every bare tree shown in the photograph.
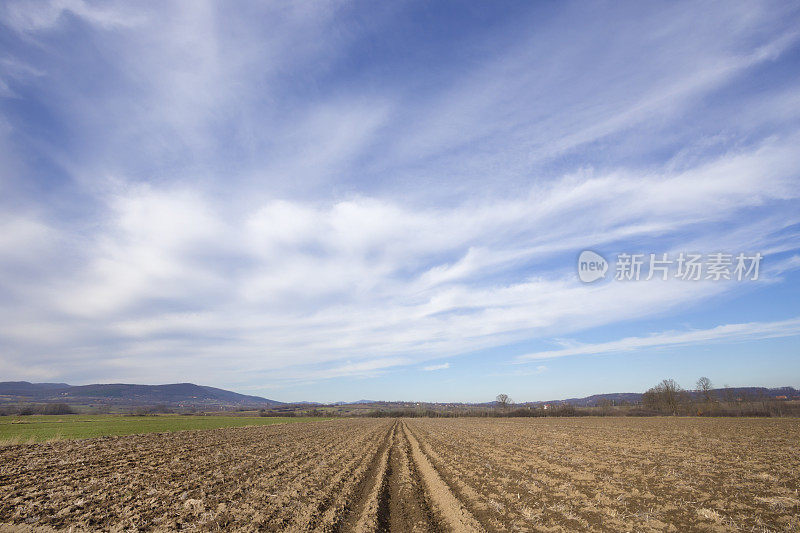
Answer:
[496,394,511,409]
[661,379,684,414]
[722,384,736,404]
[696,376,715,403]
[642,379,685,415]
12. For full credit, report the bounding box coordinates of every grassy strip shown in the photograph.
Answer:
[0,414,332,442]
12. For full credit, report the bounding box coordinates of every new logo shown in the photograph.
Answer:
[578,250,608,283]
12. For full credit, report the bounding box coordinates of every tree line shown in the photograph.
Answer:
[640,377,795,417]
[367,380,798,418]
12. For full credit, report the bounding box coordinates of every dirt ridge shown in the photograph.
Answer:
[402,421,484,532]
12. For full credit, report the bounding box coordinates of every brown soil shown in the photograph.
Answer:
[1,417,798,532]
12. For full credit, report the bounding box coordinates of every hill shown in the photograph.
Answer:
[0,381,283,408]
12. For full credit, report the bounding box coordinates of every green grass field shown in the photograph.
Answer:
[0,414,332,442]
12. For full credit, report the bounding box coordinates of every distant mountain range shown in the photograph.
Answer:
[453,387,799,408]
[1,382,796,409]
[0,382,283,408]
[532,387,799,407]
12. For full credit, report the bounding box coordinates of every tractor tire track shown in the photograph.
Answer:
[342,419,480,532]
[383,420,441,532]
[334,420,394,532]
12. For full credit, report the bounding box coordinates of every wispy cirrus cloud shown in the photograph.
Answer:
[422,363,450,372]
[516,318,800,362]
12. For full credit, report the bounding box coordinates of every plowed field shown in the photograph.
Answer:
[1,417,798,532]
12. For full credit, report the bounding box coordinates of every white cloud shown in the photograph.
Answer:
[516,318,800,362]
[3,134,797,384]
[2,131,800,386]
[0,213,56,262]
[422,363,450,372]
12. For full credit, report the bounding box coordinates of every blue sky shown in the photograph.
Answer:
[1,0,799,403]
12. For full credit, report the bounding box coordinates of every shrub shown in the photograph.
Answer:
[40,403,75,415]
